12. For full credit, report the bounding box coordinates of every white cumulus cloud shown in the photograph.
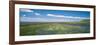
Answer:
[34,13,41,16]
[23,14,26,17]
[47,14,65,18]
[20,8,34,12]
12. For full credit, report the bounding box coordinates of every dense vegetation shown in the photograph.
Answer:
[20,19,90,36]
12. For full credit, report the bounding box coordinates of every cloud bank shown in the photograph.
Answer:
[47,14,89,19]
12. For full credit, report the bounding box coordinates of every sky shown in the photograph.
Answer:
[20,8,90,22]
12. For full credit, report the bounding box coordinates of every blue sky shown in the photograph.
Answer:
[20,8,90,22]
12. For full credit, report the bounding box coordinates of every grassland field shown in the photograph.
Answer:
[20,19,90,36]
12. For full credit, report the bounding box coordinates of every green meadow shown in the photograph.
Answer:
[20,19,90,36]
